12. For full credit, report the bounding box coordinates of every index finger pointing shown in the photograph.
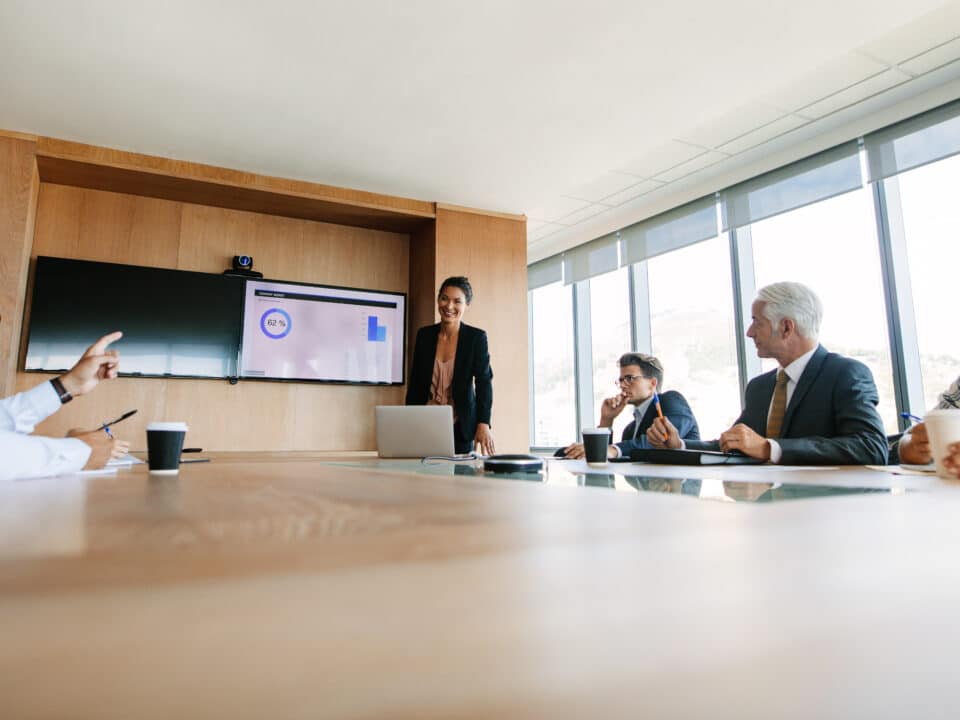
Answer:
[86,331,123,357]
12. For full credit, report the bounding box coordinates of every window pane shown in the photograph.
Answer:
[750,188,898,433]
[589,267,631,439]
[647,235,740,439]
[530,282,576,446]
[895,153,960,411]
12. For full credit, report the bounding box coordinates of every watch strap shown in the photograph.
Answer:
[50,376,73,404]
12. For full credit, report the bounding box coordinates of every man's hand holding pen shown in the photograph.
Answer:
[647,416,681,449]
[68,427,129,467]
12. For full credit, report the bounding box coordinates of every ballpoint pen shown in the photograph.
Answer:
[653,391,664,419]
[99,409,138,436]
[900,412,924,424]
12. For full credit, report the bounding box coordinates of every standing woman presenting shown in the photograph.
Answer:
[406,277,496,455]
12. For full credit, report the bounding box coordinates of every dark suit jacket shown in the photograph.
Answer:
[615,390,700,456]
[688,345,888,465]
[405,323,493,447]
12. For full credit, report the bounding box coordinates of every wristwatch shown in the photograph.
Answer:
[50,376,73,404]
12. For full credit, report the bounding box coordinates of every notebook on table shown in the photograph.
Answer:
[375,405,457,458]
[624,448,765,465]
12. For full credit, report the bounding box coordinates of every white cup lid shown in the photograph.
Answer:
[581,427,611,435]
[147,422,189,431]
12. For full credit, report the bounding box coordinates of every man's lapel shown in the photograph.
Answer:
[781,345,827,435]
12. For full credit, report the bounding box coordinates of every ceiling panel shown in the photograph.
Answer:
[527,222,566,242]
[860,5,960,65]
[565,172,645,203]
[799,68,912,119]
[527,196,592,223]
[900,37,960,75]
[653,150,729,183]
[676,103,786,150]
[762,52,889,114]
[556,203,610,225]
[716,114,809,155]
[599,179,666,207]
[617,141,708,179]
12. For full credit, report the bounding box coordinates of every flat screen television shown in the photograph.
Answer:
[24,256,244,379]
[239,278,406,384]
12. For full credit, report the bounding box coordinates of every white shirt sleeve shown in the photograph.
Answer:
[680,438,780,463]
[767,439,783,464]
[0,381,92,481]
[0,380,63,432]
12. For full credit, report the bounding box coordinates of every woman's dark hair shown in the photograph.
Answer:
[439,276,473,305]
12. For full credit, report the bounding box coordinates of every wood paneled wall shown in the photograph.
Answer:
[15,184,409,451]
[434,207,529,452]
[1,133,529,453]
[0,135,39,397]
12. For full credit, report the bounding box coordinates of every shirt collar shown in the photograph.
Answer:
[633,394,655,421]
[781,345,818,385]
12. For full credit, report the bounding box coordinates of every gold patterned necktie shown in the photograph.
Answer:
[766,369,789,438]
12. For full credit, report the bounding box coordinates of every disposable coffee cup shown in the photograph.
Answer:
[146,422,188,475]
[582,427,611,466]
[924,409,960,479]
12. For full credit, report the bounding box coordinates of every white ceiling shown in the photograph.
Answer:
[2,1,960,257]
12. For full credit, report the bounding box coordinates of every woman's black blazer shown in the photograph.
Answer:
[405,322,493,443]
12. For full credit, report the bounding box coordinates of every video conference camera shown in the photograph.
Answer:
[223,254,263,278]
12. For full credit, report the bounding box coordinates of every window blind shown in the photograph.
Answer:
[620,195,718,266]
[527,255,564,290]
[864,98,960,183]
[562,232,619,285]
[720,142,862,231]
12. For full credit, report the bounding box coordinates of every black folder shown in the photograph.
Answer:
[626,448,765,465]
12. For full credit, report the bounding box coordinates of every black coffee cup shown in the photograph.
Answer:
[581,428,611,465]
[146,422,188,474]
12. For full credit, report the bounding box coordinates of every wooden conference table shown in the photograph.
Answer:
[1,453,960,719]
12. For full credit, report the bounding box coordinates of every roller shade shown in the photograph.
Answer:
[527,256,563,290]
[562,232,619,285]
[720,142,862,231]
[865,98,960,183]
[620,195,718,266]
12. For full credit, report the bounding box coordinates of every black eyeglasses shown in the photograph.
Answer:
[615,374,648,386]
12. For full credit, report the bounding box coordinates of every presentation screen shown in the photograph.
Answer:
[239,279,406,384]
[24,256,244,379]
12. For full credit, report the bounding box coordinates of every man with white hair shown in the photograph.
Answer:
[647,282,888,465]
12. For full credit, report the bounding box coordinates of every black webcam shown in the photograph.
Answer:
[224,255,263,278]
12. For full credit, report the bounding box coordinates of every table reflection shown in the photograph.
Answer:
[323,458,899,503]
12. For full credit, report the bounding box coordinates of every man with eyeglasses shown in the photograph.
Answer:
[558,352,700,460]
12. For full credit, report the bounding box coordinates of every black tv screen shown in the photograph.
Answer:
[24,256,244,379]
[239,278,406,384]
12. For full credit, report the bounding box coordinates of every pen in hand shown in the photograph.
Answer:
[900,412,924,425]
[99,409,138,438]
[653,391,664,419]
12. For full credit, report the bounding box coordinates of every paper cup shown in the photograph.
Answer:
[924,409,960,480]
[582,427,611,466]
[146,422,188,475]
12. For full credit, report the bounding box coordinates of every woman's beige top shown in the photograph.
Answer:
[427,357,456,420]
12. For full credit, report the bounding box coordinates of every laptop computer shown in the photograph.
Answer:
[375,405,457,458]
